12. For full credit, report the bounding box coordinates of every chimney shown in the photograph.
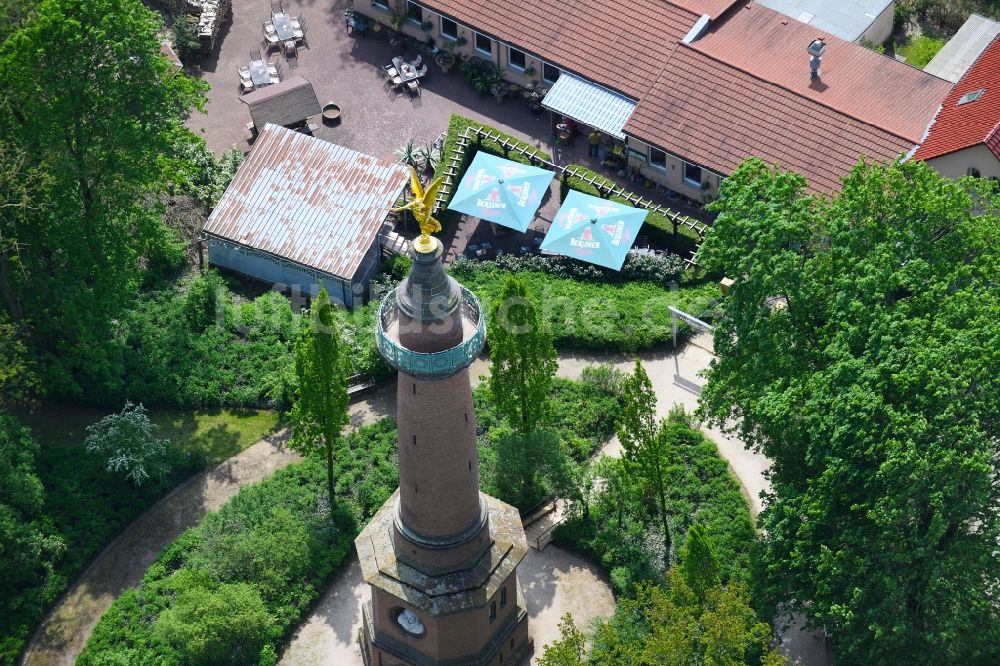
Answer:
[808,37,827,79]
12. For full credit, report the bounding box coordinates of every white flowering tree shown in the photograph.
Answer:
[85,402,171,486]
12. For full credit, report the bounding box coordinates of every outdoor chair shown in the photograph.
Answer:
[284,41,298,68]
[270,0,283,16]
[240,79,255,94]
[416,65,428,77]
[249,48,263,63]
[263,21,275,35]
[413,54,423,67]
[407,79,420,96]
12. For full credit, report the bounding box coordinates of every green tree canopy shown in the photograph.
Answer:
[289,288,349,508]
[152,574,272,666]
[487,275,557,434]
[574,572,784,666]
[698,157,1000,663]
[0,416,63,624]
[84,402,172,486]
[617,361,680,563]
[0,0,205,393]
[679,522,720,603]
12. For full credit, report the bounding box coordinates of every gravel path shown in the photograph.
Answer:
[21,343,824,665]
[20,397,391,666]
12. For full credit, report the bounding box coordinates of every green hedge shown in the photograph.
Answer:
[453,264,721,352]
[439,114,551,210]
[78,420,398,666]
[560,164,702,258]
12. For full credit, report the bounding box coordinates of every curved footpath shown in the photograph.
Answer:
[21,390,393,666]
[22,343,825,665]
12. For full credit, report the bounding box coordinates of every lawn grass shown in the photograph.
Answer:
[21,405,280,464]
[895,34,946,68]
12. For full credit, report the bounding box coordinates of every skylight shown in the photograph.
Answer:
[957,88,985,106]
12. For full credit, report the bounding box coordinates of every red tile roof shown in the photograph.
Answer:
[669,0,742,20]
[913,34,1000,161]
[418,0,950,195]
[689,2,952,142]
[624,45,916,195]
[419,0,699,98]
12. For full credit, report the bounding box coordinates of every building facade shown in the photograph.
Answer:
[356,237,530,665]
[354,0,950,202]
[204,125,409,308]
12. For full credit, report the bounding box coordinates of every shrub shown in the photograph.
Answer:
[554,416,757,591]
[457,251,687,287]
[183,270,226,331]
[84,402,173,486]
[560,164,703,257]
[80,420,399,664]
[152,577,272,666]
[454,265,721,352]
[460,58,504,96]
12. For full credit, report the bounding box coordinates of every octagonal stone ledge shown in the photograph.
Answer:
[355,490,528,617]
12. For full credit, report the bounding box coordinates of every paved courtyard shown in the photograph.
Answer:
[190,0,554,161]
[186,0,710,224]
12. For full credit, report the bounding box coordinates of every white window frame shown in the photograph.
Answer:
[439,15,458,40]
[683,161,703,187]
[371,0,389,11]
[474,31,492,55]
[507,46,526,71]
[542,62,560,84]
[405,1,423,25]
[648,146,667,171]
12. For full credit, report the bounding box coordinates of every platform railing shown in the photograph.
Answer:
[376,286,485,380]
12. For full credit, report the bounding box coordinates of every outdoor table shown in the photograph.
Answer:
[249,59,271,87]
[272,12,295,41]
[391,56,422,83]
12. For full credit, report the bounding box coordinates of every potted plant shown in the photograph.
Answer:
[524,64,537,82]
[387,8,404,31]
[456,34,467,47]
[436,49,456,73]
[491,80,510,102]
[420,19,433,32]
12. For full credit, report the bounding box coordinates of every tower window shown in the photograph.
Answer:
[412,434,416,446]
[412,383,416,394]
[489,601,496,622]
[500,586,507,608]
[469,460,472,470]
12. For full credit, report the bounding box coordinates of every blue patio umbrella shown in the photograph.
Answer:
[541,190,648,270]
[447,152,554,232]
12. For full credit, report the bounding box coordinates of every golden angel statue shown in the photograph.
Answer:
[393,166,443,253]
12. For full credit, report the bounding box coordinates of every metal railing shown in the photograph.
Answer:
[376,286,485,380]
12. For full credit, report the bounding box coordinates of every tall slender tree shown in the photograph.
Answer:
[679,522,720,603]
[698,157,1000,663]
[289,288,349,509]
[487,276,557,434]
[617,360,676,562]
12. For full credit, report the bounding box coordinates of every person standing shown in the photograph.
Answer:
[588,129,601,158]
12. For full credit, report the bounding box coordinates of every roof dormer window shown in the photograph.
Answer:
[957,88,985,106]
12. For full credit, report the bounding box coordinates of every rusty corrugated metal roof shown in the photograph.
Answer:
[204,125,409,280]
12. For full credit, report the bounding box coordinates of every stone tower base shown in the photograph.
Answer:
[356,491,531,665]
